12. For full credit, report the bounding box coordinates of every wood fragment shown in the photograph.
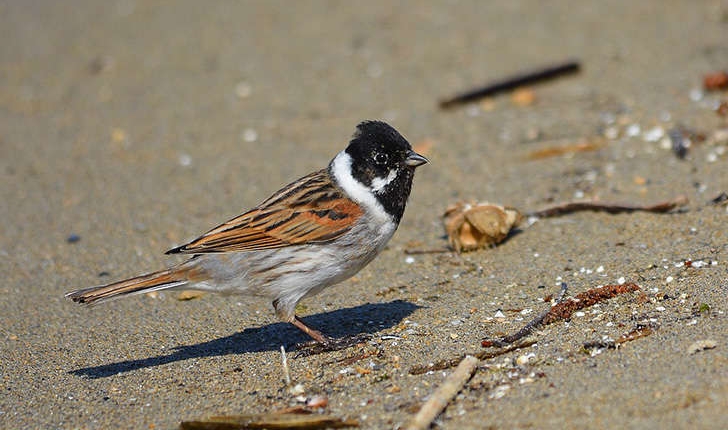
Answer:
[409,341,536,375]
[404,356,480,430]
[527,195,688,218]
[180,413,358,430]
[280,346,291,386]
[439,60,580,109]
[525,139,605,160]
[583,323,655,350]
[403,247,451,255]
[482,283,568,348]
[704,71,728,90]
[541,283,640,325]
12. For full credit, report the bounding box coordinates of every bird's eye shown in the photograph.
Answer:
[374,152,388,165]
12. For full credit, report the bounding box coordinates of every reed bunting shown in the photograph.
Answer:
[66,121,428,349]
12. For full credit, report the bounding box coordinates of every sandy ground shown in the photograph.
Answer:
[1,1,727,429]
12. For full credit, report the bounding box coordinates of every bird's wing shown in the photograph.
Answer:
[166,169,363,254]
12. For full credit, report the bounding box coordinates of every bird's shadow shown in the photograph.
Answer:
[70,300,420,379]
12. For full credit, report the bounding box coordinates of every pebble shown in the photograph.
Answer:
[234,81,252,98]
[178,153,192,167]
[689,88,704,102]
[242,128,258,142]
[642,126,664,142]
[625,124,641,137]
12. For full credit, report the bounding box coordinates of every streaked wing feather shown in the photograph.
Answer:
[168,169,363,254]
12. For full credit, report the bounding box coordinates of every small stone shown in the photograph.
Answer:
[177,291,205,301]
[689,88,704,102]
[242,128,258,142]
[289,383,305,396]
[234,81,252,98]
[625,124,641,137]
[511,88,535,106]
[178,153,192,167]
[306,395,328,408]
[604,126,619,140]
[642,126,664,142]
[516,352,536,365]
[111,127,127,143]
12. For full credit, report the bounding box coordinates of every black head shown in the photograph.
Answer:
[344,121,428,222]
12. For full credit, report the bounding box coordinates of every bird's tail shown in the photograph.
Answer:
[65,265,196,305]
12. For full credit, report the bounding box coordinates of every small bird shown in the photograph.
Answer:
[66,120,428,348]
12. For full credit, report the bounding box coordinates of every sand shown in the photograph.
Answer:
[1,1,726,428]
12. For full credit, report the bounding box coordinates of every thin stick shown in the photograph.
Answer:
[280,345,291,386]
[439,60,581,109]
[482,283,568,348]
[527,195,688,218]
[403,247,451,255]
[404,355,479,430]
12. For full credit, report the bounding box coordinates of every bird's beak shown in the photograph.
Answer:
[405,150,429,167]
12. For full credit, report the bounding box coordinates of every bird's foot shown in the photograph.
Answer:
[293,333,372,357]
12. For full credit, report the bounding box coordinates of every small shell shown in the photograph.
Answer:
[306,395,329,409]
[443,201,522,253]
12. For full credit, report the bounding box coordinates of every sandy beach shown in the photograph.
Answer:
[1,1,727,428]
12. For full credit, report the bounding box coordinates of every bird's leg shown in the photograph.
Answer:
[291,315,330,343]
[290,315,372,357]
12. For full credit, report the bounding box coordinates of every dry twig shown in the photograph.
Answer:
[439,60,580,109]
[482,283,568,347]
[527,195,688,218]
[404,355,480,430]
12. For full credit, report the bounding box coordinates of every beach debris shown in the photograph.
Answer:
[66,234,81,244]
[583,323,655,352]
[180,411,358,430]
[294,333,371,358]
[305,395,329,409]
[541,283,641,325]
[438,59,580,109]
[525,138,605,160]
[234,81,252,99]
[717,101,728,117]
[687,339,718,354]
[281,346,292,387]
[88,55,115,74]
[404,355,479,430]
[511,88,536,106]
[443,201,523,253]
[177,291,205,301]
[703,71,728,91]
[669,127,690,159]
[708,192,728,206]
[527,195,688,218]
[409,340,536,375]
[482,283,569,348]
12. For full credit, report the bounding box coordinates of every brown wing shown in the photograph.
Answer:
[166,169,363,254]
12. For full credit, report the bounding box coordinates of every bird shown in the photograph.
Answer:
[66,120,428,349]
